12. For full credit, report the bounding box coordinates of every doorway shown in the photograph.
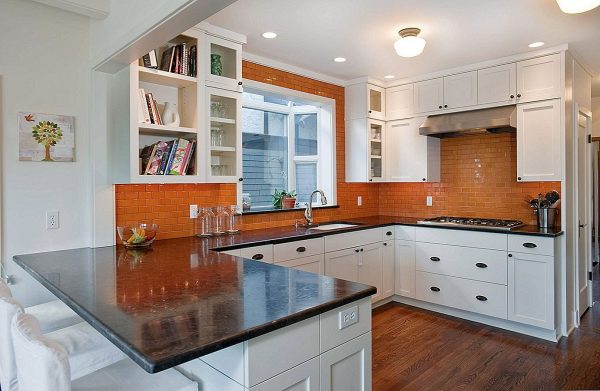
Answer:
[576,106,593,316]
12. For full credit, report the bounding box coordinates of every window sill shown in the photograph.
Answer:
[241,205,340,216]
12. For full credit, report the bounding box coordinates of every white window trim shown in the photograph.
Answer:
[240,79,337,209]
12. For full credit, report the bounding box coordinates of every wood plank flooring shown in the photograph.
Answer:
[372,299,600,390]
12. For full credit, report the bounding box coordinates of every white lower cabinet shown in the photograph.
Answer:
[320,332,372,391]
[381,241,394,299]
[325,247,360,282]
[251,358,320,391]
[394,240,416,298]
[508,252,555,329]
[276,254,325,274]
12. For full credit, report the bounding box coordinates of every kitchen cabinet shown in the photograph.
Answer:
[508,252,555,330]
[276,254,324,274]
[205,34,243,91]
[386,84,414,120]
[345,118,385,182]
[320,332,372,391]
[394,239,416,298]
[325,247,359,282]
[477,63,517,105]
[516,99,562,182]
[251,357,320,391]
[345,83,385,120]
[381,241,395,299]
[413,78,444,114]
[385,117,440,182]
[516,54,561,104]
[240,244,274,263]
[443,71,478,109]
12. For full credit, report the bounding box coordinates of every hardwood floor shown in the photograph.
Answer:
[372,301,600,390]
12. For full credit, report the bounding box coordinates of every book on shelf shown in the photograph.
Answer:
[189,45,197,77]
[157,43,196,77]
[138,88,151,124]
[140,144,157,174]
[158,140,175,175]
[169,138,189,175]
[139,138,195,176]
[142,50,158,69]
[147,141,168,175]
[141,92,162,126]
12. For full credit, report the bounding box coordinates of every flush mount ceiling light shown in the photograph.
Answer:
[529,41,545,48]
[556,0,600,13]
[261,31,277,39]
[333,57,347,63]
[394,27,426,58]
[384,75,395,79]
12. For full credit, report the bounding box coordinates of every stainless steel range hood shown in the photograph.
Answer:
[419,105,516,138]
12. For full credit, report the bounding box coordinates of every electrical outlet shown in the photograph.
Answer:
[339,305,359,330]
[46,211,59,229]
[189,204,198,219]
[426,196,433,207]
[357,196,362,206]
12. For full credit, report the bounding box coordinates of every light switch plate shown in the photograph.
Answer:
[357,196,362,206]
[339,305,359,330]
[189,204,198,219]
[426,196,433,207]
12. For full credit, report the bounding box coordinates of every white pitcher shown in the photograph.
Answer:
[161,102,180,126]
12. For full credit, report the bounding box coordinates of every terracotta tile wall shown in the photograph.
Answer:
[115,61,377,240]
[378,132,561,225]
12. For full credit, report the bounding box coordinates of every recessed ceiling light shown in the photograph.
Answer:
[529,41,545,48]
[261,32,277,39]
[333,57,347,63]
[384,75,395,79]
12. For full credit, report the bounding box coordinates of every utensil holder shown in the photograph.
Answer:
[536,208,557,228]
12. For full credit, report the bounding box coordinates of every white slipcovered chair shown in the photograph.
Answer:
[0,279,81,333]
[0,291,126,391]
[11,313,198,391]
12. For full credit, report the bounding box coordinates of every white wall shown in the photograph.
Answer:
[0,0,91,306]
[593,97,600,138]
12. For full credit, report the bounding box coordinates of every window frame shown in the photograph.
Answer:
[240,79,337,210]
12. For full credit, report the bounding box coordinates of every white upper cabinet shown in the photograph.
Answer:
[478,63,517,105]
[413,78,444,114]
[205,35,243,91]
[516,54,561,103]
[345,82,385,120]
[345,118,385,183]
[517,99,562,182]
[443,71,478,109]
[386,84,414,120]
[385,117,440,182]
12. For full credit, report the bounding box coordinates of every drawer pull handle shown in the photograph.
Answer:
[383,242,388,246]
[476,295,488,302]
[251,254,264,260]
[386,231,393,236]
[475,262,488,268]
[355,249,360,253]
[523,242,537,248]
[430,287,441,292]
[296,246,307,253]
[430,257,440,262]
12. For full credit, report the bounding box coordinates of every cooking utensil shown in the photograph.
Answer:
[545,190,560,206]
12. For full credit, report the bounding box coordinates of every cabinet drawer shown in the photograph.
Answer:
[320,298,371,353]
[324,229,381,252]
[240,244,274,263]
[416,271,507,319]
[251,357,320,391]
[508,235,554,256]
[382,227,395,241]
[274,238,324,262]
[276,254,324,274]
[394,225,416,241]
[416,227,507,250]
[416,242,507,285]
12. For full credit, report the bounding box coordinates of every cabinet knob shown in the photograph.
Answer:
[355,249,360,253]
[369,179,373,182]
[517,177,522,181]
[438,105,443,109]
[238,178,244,182]
[508,254,513,257]
[296,246,306,253]
[368,110,372,113]
[444,104,448,108]
[430,256,440,262]
[430,286,441,292]
[510,94,515,99]
[522,242,537,249]
[238,81,243,86]
[383,242,388,246]
[475,262,488,268]
[475,295,488,302]
[386,231,393,236]
[422,178,426,182]
[251,254,264,260]
[360,248,364,252]
[517,93,521,98]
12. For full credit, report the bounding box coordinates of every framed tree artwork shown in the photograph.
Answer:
[18,112,75,162]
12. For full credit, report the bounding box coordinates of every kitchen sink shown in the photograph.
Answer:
[309,223,359,231]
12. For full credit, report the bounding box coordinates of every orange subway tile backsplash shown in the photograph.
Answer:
[116,63,559,241]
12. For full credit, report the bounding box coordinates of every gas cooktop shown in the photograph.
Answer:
[417,216,524,230]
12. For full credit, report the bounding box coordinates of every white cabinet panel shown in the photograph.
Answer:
[382,241,395,299]
[277,254,325,274]
[508,252,554,329]
[386,84,414,120]
[415,227,508,250]
[240,244,274,263]
[516,54,561,103]
[516,99,562,182]
[320,298,371,353]
[368,84,386,120]
[508,235,554,257]
[251,358,320,391]
[345,83,384,120]
[443,71,478,109]
[395,240,416,298]
[413,78,444,114]
[325,247,359,282]
[324,229,382,252]
[394,225,416,241]
[385,118,440,182]
[478,63,517,105]
[320,332,372,391]
[274,238,325,262]
[345,119,385,183]
[358,243,383,303]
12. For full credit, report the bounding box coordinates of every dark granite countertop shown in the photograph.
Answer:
[14,239,376,373]
[210,215,563,251]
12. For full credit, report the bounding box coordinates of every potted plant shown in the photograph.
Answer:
[273,189,297,209]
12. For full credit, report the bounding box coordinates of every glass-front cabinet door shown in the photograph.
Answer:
[206,87,242,183]
[368,119,385,182]
[205,35,243,92]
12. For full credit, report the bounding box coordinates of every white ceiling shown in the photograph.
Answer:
[208,0,600,90]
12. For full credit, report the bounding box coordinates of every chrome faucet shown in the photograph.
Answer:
[304,190,327,226]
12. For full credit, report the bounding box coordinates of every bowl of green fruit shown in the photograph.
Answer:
[117,223,158,248]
